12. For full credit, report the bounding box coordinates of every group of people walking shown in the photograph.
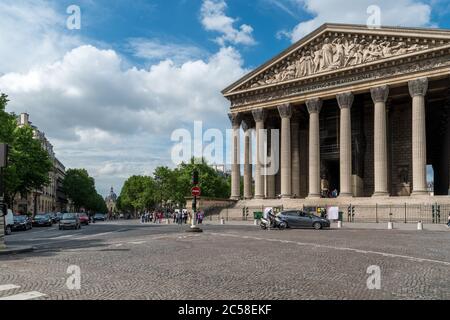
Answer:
[140,209,206,225]
[172,210,205,225]
[141,211,165,224]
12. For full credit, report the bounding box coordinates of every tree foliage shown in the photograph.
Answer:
[118,158,230,213]
[1,94,53,205]
[63,169,106,213]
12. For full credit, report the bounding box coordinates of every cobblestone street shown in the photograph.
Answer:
[1,221,449,300]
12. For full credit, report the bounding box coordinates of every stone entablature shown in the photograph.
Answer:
[222,24,450,111]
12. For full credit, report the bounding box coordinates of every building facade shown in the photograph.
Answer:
[13,113,69,214]
[223,24,450,210]
[105,187,118,214]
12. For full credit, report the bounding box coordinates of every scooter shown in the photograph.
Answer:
[260,214,287,230]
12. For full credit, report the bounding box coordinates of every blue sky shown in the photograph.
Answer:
[0,0,448,195]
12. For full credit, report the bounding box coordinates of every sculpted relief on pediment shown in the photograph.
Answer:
[242,34,445,90]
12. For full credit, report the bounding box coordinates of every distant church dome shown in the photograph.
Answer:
[105,187,117,202]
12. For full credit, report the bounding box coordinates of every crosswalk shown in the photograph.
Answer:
[0,284,46,300]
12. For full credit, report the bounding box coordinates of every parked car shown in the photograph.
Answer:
[79,213,90,225]
[94,213,106,221]
[49,213,58,224]
[12,215,33,231]
[59,213,81,230]
[4,209,14,235]
[32,214,53,227]
[278,210,331,230]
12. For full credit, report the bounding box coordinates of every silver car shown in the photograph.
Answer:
[59,213,81,230]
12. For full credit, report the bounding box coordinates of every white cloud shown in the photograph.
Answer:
[0,45,246,195]
[283,0,434,42]
[127,38,208,64]
[200,0,256,46]
[0,0,81,74]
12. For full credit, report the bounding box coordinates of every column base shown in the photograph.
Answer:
[411,191,429,196]
[372,192,389,197]
[281,194,292,199]
[230,196,240,201]
[307,193,321,199]
[254,195,264,200]
[338,193,353,198]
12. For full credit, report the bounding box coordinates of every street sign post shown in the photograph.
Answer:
[191,186,201,197]
[186,170,202,233]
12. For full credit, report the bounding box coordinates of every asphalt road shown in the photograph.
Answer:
[0,220,449,300]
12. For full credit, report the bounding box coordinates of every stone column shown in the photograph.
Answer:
[252,108,266,199]
[291,117,300,198]
[337,92,354,197]
[278,104,292,198]
[266,122,276,199]
[228,113,241,200]
[409,78,428,195]
[242,120,253,199]
[306,98,322,198]
[371,85,390,197]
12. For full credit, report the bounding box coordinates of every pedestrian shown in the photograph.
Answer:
[177,211,182,225]
[173,211,177,223]
[447,212,450,228]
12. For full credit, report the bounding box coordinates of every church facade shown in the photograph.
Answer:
[223,24,450,211]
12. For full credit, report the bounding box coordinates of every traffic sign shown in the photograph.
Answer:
[191,187,201,197]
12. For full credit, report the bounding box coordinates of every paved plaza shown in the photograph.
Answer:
[0,221,449,300]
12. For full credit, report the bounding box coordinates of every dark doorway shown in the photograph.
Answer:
[321,160,340,197]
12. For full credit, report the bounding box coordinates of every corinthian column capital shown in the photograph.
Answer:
[277,103,292,119]
[408,78,428,97]
[241,119,251,132]
[228,113,242,128]
[370,85,389,103]
[306,98,323,114]
[252,108,266,123]
[337,92,354,109]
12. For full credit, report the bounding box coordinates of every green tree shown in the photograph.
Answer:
[1,94,53,207]
[0,94,16,144]
[118,175,155,215]
[4,126,52,206]
[63,169,96,211]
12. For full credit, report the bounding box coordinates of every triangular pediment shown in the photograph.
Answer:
[223,23,450,96]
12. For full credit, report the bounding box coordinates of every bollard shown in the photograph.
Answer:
[388,222,394,230]
[220,218,225,225]
[254,219,258,226]
[337,221,342,229]
[417,221,423,231]
[166,219,170,225]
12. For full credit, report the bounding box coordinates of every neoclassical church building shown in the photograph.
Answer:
[223,24,450,218]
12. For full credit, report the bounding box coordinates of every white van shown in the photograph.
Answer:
[4,209,14,235]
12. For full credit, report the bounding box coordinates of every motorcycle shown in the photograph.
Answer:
[260,214,287,230]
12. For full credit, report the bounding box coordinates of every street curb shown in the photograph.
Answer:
[0,246,35,256]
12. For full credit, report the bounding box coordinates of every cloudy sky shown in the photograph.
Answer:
[0,0,448,196]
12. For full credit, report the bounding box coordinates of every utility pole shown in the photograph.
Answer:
[0,144,9,249]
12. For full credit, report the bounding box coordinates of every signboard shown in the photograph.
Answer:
[327,206,339,221]
[191,187,201,197]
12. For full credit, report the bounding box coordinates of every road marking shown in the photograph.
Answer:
[48,235,76,240]
[114,244,123,247]
[0,291,46,300]
[0,284,20,292]
[129,241,146,245]
[210,232,450,267]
